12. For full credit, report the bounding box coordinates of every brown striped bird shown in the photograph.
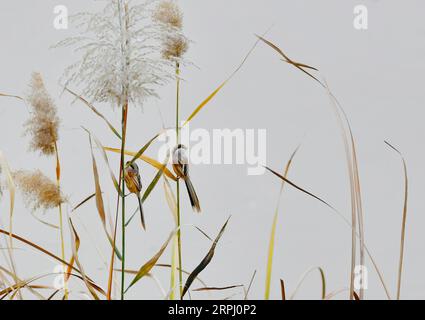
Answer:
[172,144,201,213]
[124,161,146,230]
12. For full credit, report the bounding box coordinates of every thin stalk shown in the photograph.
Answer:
[175,62,183,299]
[54,142,68,299]
[169,237,178,300]
[118,0,130,300]
[385,141,408,300]
[120,102,128,300]
[396,159,408,300]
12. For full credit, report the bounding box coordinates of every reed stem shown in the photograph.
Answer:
[120,102,128,300]
[54,142,68,299]
[175,62,183,299]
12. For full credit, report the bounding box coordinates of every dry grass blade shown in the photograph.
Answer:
[91,133,122,195]
[0,92,24,100]
[193,285,243,292]
[29,211,59,229]
[385,141,409,300]
[244,270,257,300]
[127,131,167,166]
[265,146,299,300]
[289,267,326,300]
[182,29,268,126]
[256,35,324,87]
[323,81,367,300]
[280,279,286,300]
[104,147,177,181]
[65,88,121,139]
[121,264,208,287]
[71,193,96,212]
[163,176,178,300]
[126,230,176,292]
[164,177,178,223]
[182,217,231,298]
[0,228,104,295]
[0,266,45,299]
[142,154,170,203]
[264,166,336,211]
[65,219,81,282]
[0,151,20,297]
[68,218,99,300]
[86,132,122,260]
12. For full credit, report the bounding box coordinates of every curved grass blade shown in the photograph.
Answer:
[65,219,81,282]
[91,133,122,195]
[265,146,299,300]
[244,270,257,300]
[86,132,122,260]
[264,166,336,211]
[256,35,324,87]
[120,264,208,288]
[182,29,269,127]
[127,130,168,166]
[68,218,99,300]
[289,267,326,300]
[104,147,177,181]
[385,141,409,300]
[29,211,59,229]
[182,217,231,298]
[193,285,243,292]
[0,92,23,100]
[0,228,104,295]
[65,88,121,139]
[0,151,20,297]
[163,175,178,299]
[164,177,178,223]
[280,279,286,300]
[71,193,96,212]
[126,230,176,292]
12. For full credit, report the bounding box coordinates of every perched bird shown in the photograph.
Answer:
[124,161,146,230]
[172,144,201,213]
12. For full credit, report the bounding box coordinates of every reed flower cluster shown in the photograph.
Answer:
[154,0,189,62]
[56,0,170,108]
[13,170,66,212]
[24,72,59,156]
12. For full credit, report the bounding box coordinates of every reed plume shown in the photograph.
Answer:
[153,0,183,29]
[154,0,189,62]
[56,0,169,108]
[24,73,59,156]
[13,170,66,212]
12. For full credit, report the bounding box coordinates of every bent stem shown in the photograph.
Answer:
[54,142,68,299]
[175,62,183,299]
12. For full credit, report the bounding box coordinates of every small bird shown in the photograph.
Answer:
[124,161,146,230]
[172,144,201,213]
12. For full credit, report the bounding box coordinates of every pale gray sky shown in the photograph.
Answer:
[1,0,425,300]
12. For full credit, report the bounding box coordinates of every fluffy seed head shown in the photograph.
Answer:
[13,170,66,211]
[25,72,60,156]
[162,35,189,60]
[153,1,183,29]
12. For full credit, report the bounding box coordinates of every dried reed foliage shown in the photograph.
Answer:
[24,73,59,156]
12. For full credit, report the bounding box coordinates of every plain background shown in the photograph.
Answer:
[1,0,425,299]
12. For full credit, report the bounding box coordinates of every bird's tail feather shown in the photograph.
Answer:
[137,194,146,230]
[184,177,201,213]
